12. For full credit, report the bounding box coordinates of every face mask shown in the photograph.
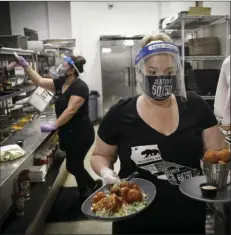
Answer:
[56,64,73,77]
[141,75,175,101]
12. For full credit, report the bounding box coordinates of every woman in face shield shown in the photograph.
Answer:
[9,55,102,200]
[90,33,224,234]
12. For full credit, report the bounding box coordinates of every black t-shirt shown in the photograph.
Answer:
[98,91,217,230]
[53,77,90,131]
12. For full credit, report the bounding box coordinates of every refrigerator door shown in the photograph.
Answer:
[100,37,141,114]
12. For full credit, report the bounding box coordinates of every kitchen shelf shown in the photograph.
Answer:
[37,52,55,58]
[185,56,226,61]
[0,85,36,102]
[164,15,229,31]
[0,47,35,56]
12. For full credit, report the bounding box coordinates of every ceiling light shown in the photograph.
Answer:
[102,48,112,53]
[124,40,134,46]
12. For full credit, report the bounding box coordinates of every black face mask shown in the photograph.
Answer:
[142,75,176,101]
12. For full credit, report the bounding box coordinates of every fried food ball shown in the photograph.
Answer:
[218,149,230,162]
[130,182,141,191]
[119,181,130,189]
[92,191,106,204]
[120,187,130,202]
[105,194,123,212]
[110,185,121,196]
[203,150,219,164]
[126,189,143,204]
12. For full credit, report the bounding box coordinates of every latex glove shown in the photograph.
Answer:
[100,167,120,185]
[16,56,29,68]
[40,123,57,132]
[7,56,29,71]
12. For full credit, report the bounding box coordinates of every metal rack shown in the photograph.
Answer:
[0,47,56,144]
[164,15,228,31]
[164,15,230,101]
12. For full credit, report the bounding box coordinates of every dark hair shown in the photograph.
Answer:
[70,55,86,75]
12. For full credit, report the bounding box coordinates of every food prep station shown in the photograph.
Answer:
[0,46,66,234]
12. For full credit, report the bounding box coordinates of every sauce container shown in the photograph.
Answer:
[200,183,217,198]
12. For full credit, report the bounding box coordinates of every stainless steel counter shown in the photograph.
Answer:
[0,115,56,221]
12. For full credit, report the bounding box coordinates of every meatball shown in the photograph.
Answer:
[126,189,143,204]
[120,187,130,201]
[129,182,141,191]
[203,150,219,164]
[218,149,230,162]
[119,181,130,189]
[92,191,106,204]
[110,185,121,196]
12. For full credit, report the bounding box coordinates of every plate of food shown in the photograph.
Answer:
[81,177,156,221]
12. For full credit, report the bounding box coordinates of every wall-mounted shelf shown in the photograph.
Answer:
[0,47,35,56]
[185,56,226,61]
[164,15,229,31]
[0,85,36,101]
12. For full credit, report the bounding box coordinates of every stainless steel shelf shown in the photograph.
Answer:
[0,85,36,101]
[0,47,35,56]
[201,96,215,100]
[185,56,226,61]
[164,15,229,31]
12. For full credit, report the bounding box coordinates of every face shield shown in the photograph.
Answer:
[50,56,80,78]
[135,41,187,101]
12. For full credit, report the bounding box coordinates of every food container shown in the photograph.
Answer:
[188,7,211,16]
[0,35,29,49]
[200,183,217,198]
[0,115,11,125]
[10,105,23,119]
[188,37,220,56]
[203,160,230,190]
[12,192,25,217]
[18,170,31,201]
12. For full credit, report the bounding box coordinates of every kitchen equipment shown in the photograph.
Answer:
[188,37,220,56]
[29,87,53,112]
[16,140,24,148]
[187,69,220,95]
[179,176,230,203]
[27,41,43,52]
[43,38,76,48]
[12,192,25,217]
[81,173,156,222]
[0,115,12,125]
[0,130,12,143]
[203,160,230,190]
[10,105,23,119]
[0,35,29,49]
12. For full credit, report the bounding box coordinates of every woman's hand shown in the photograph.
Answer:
[16,56,29,68]
[40,123,57,132]
[100,167,120,185]
[7,56,29,71]
[7,55,55,92]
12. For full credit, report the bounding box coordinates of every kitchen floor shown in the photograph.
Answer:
[45,126,121,234]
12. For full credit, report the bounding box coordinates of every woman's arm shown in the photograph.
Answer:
[202,125,225,151]
[25,66,55,92]
[91,136,118,176]
[55,95,85,128]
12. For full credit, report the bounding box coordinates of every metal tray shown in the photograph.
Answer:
[81,177,156,222]
[179,176,230,203]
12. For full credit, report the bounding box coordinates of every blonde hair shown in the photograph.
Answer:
[140,33,173,48]
[135,33,173,95]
